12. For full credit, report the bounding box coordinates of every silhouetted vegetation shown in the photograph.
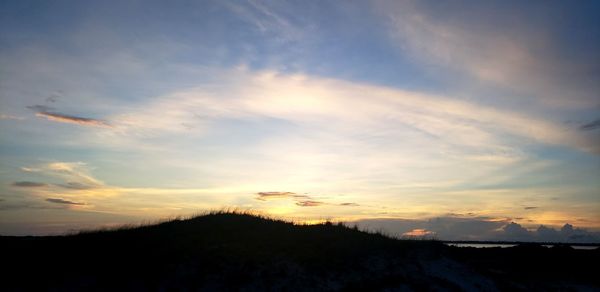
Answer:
[2,211,598,291]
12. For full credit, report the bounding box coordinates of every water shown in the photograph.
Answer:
[570,245,599,250]
[446,243,599,249]
[446,243,516,248]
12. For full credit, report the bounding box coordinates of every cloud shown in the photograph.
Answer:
[536,225,559,241]
[504,222,600,243]
[355,216,506,241]
[340,202,359,206]
[402,228,436,238]
[12,181,48,188]
[45,198,85,205]
[35,112,110,127]
[255,191,308,201]
[355,217,600,243]
[295,200,324,207]
[503,222,531,240]
[0,114,24,120]
[27,105,110,127]
[580,119,600,131]
[524,206,538,210]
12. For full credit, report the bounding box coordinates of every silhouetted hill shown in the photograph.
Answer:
[2,212,598,291]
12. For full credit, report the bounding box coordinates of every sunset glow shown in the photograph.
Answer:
[0,1,598,242]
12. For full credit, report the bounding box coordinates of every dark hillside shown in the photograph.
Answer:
[2,212,598,291]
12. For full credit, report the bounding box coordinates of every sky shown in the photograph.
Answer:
[0,1,599,241]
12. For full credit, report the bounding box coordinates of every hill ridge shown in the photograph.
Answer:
[2,212,598,291]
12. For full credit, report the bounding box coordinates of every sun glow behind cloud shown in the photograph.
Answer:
[3,68,598,232]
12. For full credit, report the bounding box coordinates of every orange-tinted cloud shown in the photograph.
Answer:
[35,112,110,127]
[46,198,85,205]
[27,105,110,127]
[402,228,435,237]
[256,191,308,201]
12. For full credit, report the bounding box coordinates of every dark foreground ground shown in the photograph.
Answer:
[2,212,598,291]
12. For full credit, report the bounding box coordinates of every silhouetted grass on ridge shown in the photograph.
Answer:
[2,210,598,291]
[74,209,432,243]
[58,209,443,272]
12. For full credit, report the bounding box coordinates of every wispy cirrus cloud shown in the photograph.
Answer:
[97,69,598,224]
[121,69,597,155]
[6,68,597,233]
[27,105,110,127]
[0,0,597,237]
[224,0,307,42]
[18,162,104,191]
[45,162,103,187]
[379,1,600,110]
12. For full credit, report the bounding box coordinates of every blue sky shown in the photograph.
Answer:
[0,0,599,240]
